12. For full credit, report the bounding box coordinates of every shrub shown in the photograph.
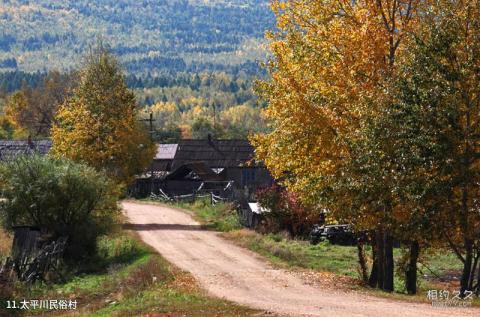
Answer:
[97,235,143,264]
[0,155,119,260]
[256,185,320,238]
[0,229,11,260]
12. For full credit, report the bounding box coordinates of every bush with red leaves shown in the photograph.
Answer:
[256,185,320,238]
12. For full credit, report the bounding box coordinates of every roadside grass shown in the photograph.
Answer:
[0,226,261,317]
[420,250,463,280]
[175,197,242,232]
[138,197,243,232]
[225,229,360,278]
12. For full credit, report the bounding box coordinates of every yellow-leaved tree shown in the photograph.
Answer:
[51,44,155,185]
[252,0,427,292]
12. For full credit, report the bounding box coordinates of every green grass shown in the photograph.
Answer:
[421,250,463,278]
[141,197,243,232]
[1,229,260,317]
[89,286,257,317]
[224,229,360,278]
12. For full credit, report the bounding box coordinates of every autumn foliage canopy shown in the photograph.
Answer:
[51,45,155,185]
[254,0,480,295]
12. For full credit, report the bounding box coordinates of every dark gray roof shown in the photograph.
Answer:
[171,139,255,169]
[166,162,223,181]
[0,140,52,161]
[151,160,172,172]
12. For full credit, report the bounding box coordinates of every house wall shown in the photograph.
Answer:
[131,166,274,199]
[161,180,203,196]
[224,167,273,191]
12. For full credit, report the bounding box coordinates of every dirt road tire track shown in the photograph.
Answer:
[122,201,478,317]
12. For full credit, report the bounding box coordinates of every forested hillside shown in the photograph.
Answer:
[0,0,273,74]
[0,0,274,140]
[0,69,265,140]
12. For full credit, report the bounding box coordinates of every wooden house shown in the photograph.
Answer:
[131,137,273,198]
[0,140,52,161]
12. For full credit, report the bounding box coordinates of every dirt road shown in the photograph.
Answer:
[122,201,477,317]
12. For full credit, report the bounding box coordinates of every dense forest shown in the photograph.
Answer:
[0,0,273,141]
[0,0,273,74]
[0,69,267,141]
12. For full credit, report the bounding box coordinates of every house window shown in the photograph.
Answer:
[242,168,256,186]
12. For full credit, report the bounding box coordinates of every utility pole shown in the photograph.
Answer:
[139,112,156,194]
[212,102,217,137]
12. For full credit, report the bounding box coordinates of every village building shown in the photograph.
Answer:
[131,137,273,200]
[0,138,273,206]
[152,143,178,178]
[0,139,52,161]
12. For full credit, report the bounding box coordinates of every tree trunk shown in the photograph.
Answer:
[368,234,378,287]
[476,254,480,296]
[383,232,394,292]
[405,240,420,295]
[375,229,385,289]
[357,239,369,283]
[468,250,479,290]
[460,238,474,297]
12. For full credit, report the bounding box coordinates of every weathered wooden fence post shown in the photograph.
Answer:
[1,226,68,284]
[11,226,41,263]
